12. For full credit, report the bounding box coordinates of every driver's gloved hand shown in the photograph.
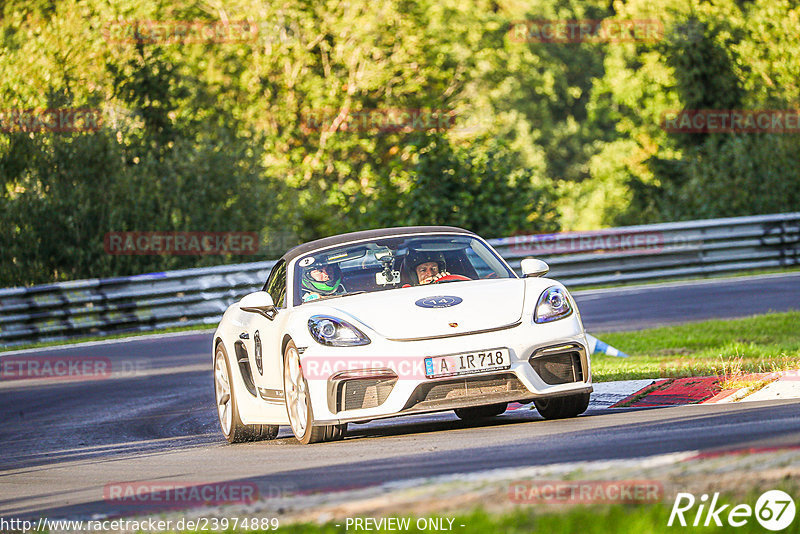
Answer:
[429,271,451,283]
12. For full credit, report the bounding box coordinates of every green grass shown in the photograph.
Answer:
[0,323,213,353]
[592,311,800,382]
[224,497,800,533]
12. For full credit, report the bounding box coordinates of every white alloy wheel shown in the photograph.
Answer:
[215,347,233,436]
[284,343,308,438]
[282,340,346,444]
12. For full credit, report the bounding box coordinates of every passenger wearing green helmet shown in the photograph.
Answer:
[301,262,346,302]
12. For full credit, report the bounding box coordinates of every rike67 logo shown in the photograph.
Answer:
[669,490,796,531]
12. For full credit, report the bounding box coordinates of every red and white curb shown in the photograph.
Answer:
[509,371,800,413]
[589,380,659,409]
[600,371,800,409]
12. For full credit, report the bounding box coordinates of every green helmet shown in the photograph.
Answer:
[301,262,342,295]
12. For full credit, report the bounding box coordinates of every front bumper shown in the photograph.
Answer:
[300,314,592,425]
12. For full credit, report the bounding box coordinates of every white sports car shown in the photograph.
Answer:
[212,226,592,444]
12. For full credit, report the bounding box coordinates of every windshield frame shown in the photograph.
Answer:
[287,231,516,307]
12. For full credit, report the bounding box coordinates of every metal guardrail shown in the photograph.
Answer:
[488,212,800,287]
[0,262,276,347]
[1,213,798,347]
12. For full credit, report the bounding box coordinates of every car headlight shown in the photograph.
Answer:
[308,315,371,346]
[534,286,573,323]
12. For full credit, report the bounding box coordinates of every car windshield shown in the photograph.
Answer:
[293,234,515,306]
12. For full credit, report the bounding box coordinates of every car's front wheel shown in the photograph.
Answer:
[454,402,508,420]
[534,392,590,420]
[283,341,346,444]
[214,343,280,443]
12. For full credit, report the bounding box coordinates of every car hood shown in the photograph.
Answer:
[311,278,527,340]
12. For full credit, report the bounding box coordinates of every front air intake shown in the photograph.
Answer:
[528,344,585,385]
[341,378,396,411]
[327,369,398,413]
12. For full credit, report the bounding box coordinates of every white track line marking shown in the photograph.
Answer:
[0,363,210,390]
[0,329,215,356]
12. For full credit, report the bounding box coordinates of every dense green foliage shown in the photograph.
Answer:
[1,0,798,286]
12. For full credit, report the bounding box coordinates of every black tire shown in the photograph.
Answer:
[214,343,280,443]
[534,393,590,420]
[283,340,347,444]
[250,424,280,440]
[454,402,508,420]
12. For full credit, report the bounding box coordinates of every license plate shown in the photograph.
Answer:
[424,348,510,379]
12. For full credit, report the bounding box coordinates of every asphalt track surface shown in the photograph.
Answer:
[1,273,799,520]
